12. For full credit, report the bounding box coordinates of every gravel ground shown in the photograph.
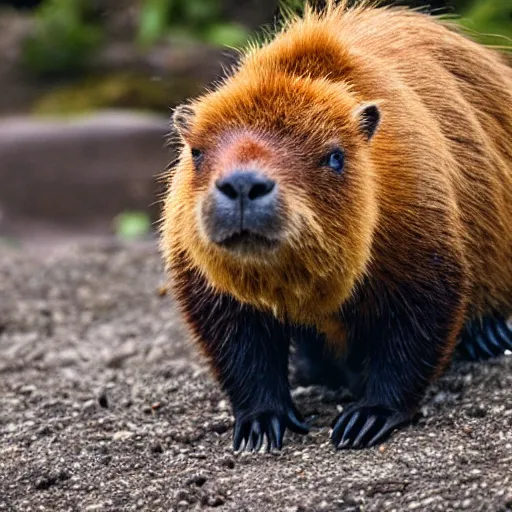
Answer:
[0,240,511,512]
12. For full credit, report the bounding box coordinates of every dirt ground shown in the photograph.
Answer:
[0,240,511,512]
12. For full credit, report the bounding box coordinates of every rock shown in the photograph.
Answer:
[112,430,134,441]
[0,112,171,235]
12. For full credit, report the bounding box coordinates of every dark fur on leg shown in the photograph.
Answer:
[292,326,347,390]
[332,261,466,449]
[292,325,365,397]
[172,265,309,452]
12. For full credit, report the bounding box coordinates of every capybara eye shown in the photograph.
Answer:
[191,148,203,167]
[325,149,345,173]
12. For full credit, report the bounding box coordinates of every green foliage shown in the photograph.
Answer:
[114,211,152,240]
[32,72,195,116]
[277,0,318,16]
[457,0,512,47]
[203,23,251,47]
[21,0,102,79]
[138,0,174,48]
[19,0,510,82]
[137,0,249,49]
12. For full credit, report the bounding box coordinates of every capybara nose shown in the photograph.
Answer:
[206,170,279,244]
[215,171,276,202]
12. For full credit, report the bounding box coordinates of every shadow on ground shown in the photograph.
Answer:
[0,241,511,511]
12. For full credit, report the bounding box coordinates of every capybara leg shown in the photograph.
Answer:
[175,269,309,452]
[332,266,467,449]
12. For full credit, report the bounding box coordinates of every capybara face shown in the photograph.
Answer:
[164,72,381,317]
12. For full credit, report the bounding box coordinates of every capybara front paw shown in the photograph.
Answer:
[233,406,309,452]
[331,404,410,449]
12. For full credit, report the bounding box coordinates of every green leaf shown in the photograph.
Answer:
[138,0,174,47]
[114,211,152,239]
[183,0,219,25]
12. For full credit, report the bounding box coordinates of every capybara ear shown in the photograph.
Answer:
[355,103,381,141]
[172,104,195,139]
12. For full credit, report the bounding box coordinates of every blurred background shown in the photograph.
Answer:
[0,0,510,249]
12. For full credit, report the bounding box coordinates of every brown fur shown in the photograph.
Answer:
[162,1,512,357]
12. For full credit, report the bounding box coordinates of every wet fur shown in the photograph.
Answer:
[161,1,512,449]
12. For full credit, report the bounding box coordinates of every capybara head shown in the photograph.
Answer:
[163,19,382,319]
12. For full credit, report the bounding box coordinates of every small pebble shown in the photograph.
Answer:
[98,393,108,409]
[221,456,235,469]
[157,285,168,297]
[150,442,163,454]
[467,405,487,418]
[113,430,133,441]
[186,474,207,487]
